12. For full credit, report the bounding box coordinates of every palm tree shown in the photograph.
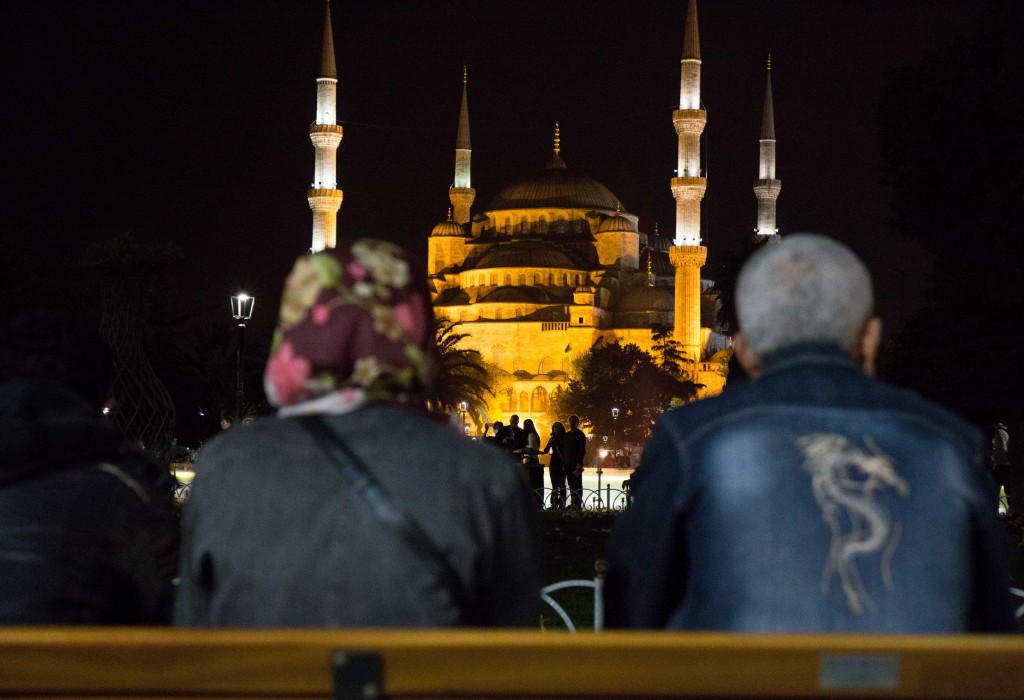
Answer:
[428,320,494,424]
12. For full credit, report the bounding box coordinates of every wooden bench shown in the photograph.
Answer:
[1,628,1022,698]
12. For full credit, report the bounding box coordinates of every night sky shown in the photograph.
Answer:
[1,1,984,336]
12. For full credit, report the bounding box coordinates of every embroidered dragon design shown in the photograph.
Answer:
[796,434,910,615]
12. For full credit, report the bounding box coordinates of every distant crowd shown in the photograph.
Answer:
[0,235,1016,632]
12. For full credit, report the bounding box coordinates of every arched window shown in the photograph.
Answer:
[519,391,529,412]
[538,356,554,374]
[502,388,513,412]
[518,274,527,286]
[505,273,512,286]
[490,274,496,286]
[531,386,548,412]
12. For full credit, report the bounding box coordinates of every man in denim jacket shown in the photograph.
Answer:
[606,235,1015,632]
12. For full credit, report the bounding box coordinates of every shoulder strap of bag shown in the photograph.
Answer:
[296,415,470,617]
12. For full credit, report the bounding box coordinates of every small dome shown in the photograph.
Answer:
[616,285,674,313]
[472,242,577,270]
[598,212,637,233]
[574,283,596,293]
[431,214,465,237]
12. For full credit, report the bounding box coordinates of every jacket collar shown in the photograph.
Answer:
[760,342,863,377]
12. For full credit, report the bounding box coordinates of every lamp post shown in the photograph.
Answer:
[458,400,468,436]
[598,435,609,508]
[611,406,619,453]
[230,293,255,422]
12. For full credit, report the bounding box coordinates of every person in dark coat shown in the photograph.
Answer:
[544,422,567,508]
[562,415,588,509]
[519,418,544,508]
[496,414,525,456]
[0,310,177,624]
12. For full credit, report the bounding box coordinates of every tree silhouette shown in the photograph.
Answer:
[427,320,494,424]
[552,342,697,441]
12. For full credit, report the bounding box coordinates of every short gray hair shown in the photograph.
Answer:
[736,234,874,361]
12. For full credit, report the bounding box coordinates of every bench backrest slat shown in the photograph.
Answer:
[0,628,1022,698]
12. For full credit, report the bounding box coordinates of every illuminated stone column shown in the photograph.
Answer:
[754,55,781,238]
[449,65,476,225]
[307,1,343,251]
[670,245,706,370]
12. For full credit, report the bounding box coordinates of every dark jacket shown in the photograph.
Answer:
[606,343,1016,633]
[562,428,587,470]
[544,432,565,469]
[0,378,177,624]
[175,403,540,628]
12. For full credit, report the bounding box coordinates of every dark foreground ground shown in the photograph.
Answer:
[540,510,1024,632]
[539,511,617,631]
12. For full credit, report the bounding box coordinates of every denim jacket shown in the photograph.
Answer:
[606,343,1015,632]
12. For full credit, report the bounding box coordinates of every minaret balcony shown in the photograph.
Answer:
[671,176,707,198]
[672,109,707,134]
[754,179,782,197]
[307,188,344,211]
[669,245,708,267]
[309,125,343,149]
[309,123,344,135]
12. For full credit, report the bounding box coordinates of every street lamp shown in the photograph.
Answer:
[230,293,255,422]
[611,406,619,452]
[458,400,469,436]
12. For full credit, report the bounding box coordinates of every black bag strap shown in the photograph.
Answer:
[296,415,470,617]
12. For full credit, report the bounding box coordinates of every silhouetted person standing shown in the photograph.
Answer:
[562,415,587,509]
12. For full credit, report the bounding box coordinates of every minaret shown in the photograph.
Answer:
[754,55,781,238]
[307,1,344,252]
[669,0,708,372]
[449,65,475,225]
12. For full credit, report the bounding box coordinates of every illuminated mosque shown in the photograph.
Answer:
[305,0,781,427]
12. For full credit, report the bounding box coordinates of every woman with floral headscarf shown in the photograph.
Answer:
[176,239,539,628]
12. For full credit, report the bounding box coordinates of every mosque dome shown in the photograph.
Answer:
[616,285,674,313]
[430,211,464,237]
[472,241,577,270]
[488,165,620,212]
[597,208,637,233]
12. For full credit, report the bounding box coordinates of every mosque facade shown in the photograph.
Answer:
[307,0,780,429]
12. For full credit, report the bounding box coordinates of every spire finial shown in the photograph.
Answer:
[463,64,467,86]
[447,207,453,221]
[615,202,622,216]
[682,0,701,61]
[654,222,660,237]
[761,56,776,140]
[456,66,471,150]
[647,251,654,286]
[319,0,338,80]
[546,121,567,169]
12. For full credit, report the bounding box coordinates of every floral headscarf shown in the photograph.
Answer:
[265,238,435,414]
